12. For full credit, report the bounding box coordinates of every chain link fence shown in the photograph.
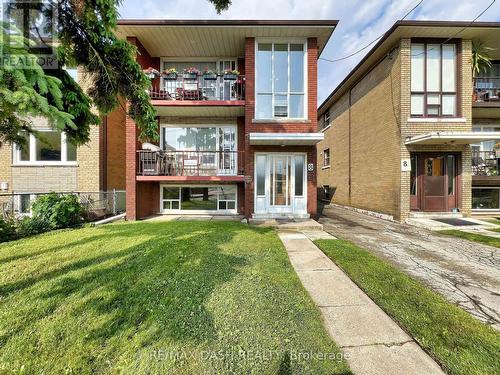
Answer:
[0,190,126,220]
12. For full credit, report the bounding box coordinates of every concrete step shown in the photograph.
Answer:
[249,218,323,231]
[408,211,463,219]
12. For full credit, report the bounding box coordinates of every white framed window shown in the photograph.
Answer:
[255,41,307,119]
[323,111,331,129]
[323,149,330,167]
[410,42,457,117]
[160,185,237,212]
[14,130,77,166]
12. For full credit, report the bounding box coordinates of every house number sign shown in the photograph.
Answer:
[307,163,314,172]
[401,159,411,172]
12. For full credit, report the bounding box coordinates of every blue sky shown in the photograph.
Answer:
[118,0,500,104]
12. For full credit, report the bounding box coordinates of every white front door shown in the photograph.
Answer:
[254,153,307,216]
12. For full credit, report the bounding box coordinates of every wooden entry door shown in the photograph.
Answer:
[411,153,460,212]
[423,155,446,211]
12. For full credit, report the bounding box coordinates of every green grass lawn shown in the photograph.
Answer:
[314,239,500,375]
[440,229,500,248]
[0,221,351,374]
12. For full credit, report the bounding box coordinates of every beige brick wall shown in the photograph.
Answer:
[77,124,101,192]
[0,115,101,193]
[0,143,12,193]
[317,94,350,205]
[12,166,77,192]
[318,41,402,218]
[320,38,474,221]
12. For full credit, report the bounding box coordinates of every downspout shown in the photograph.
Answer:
[348,88,352,204]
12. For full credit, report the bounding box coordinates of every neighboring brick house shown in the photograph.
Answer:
[317,21,500,222]
[0,69,125,213]
[114,20,337,220]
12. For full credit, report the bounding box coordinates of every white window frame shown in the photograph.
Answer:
[323,111,331,129]
[254,38,308,120]
[13,130,77,166]
[323,149,330,167]
[13,192,36,216]
[160,185,238,214]
[253,152,308,215]
[159,123,238,176]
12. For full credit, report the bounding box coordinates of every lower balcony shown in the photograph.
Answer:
[136,150,245,182]
[472,150,499,176]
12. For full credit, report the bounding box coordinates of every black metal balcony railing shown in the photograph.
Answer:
[137,150,244,177]
[474,77,500,102]
[472,150,499,176]
[148,75,245,101]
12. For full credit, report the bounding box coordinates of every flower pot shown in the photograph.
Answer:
[163,73,177,80]
[223,73,238,81]
[183,73,198,80]
[203,73,218,80]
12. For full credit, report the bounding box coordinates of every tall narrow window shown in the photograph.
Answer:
[447,155,456,195]
[323,149,330,167]
[255,42,306,119]
[294,155,304,196]
[256,155,266,196]
[410,42,457,117]
[410,155,417,196]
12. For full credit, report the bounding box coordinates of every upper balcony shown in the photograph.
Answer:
[473,61,500,118]
[474,77,500,105]
[147,72,245,102]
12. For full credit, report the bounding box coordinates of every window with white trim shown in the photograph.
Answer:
[323,149,330,167]
[255,42,306,119]
[410,42,457,117]
[323,110,331,129]
[15,131,77,164]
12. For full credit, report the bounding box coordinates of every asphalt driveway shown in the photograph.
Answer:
[319,206,500,330]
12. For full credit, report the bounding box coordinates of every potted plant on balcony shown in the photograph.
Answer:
[495,142,500,159]
[183,67,200,80]
[162,68,178,80]
[203,67,218,80]
[472,40,493,102]
[223,69,240,80]
[143,67,160,80]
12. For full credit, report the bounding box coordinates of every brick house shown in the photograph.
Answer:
[317,21,500,222]
[114,20,337,220]
[0,68,126,214]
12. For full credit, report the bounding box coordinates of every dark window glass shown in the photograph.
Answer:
[36,131,61,161]
[447,155,455,195]
[181,187,217,210]
[294,155,304,196]
[472,188,500,209]
[410,156,417,196]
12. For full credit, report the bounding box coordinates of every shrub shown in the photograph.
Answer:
[31,193,84,230]
[0,217,17,243]
[16,216,50,237]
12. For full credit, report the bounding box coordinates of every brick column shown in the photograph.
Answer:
[308,38,318,217]
[125,105,137,220]
[244,37,255,218]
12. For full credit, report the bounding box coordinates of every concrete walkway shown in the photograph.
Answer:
[278,230,444,375]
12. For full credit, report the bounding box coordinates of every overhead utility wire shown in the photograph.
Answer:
[319,0,424,63]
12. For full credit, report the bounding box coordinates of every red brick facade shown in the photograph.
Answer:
[124,35,320,220]
[242,37,319,218]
